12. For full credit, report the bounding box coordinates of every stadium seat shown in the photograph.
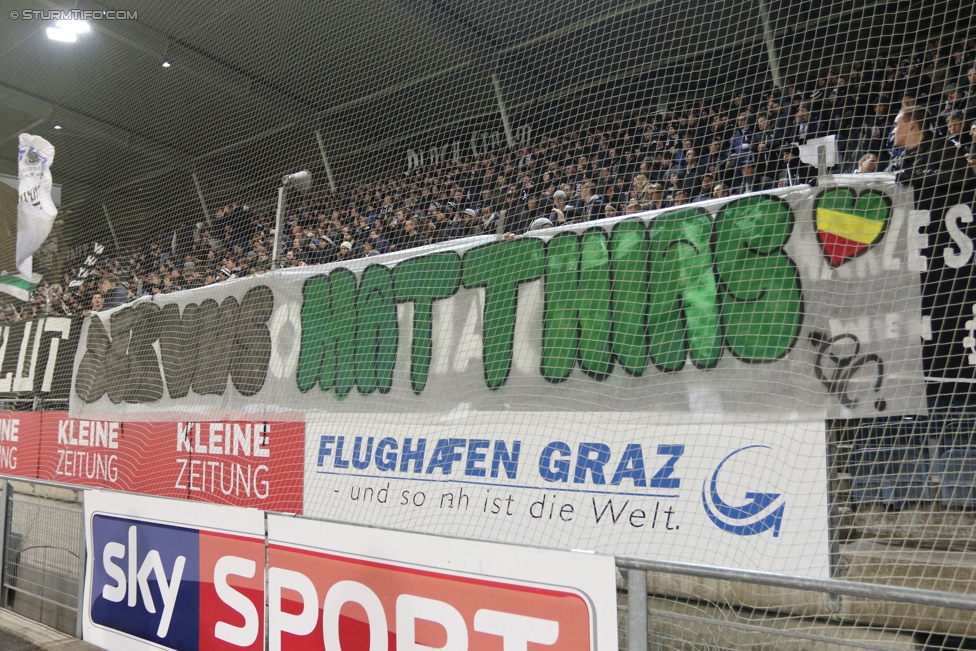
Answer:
[849,446,930,509]
[933,448,976,510]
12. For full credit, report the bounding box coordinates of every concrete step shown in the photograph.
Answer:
[850,503,976,551]
[618,592,918,651]
[619,539,976,638]
[0,608,98,651]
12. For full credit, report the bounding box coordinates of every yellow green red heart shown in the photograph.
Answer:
[815,189,890,267]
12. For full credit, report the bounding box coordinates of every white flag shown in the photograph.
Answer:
[16,133,58,279]
[798,134,838,169]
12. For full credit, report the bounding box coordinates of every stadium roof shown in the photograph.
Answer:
[0,0,959,242]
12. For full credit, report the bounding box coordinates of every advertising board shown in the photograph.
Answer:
[83,491,618,651]
[304,413,831,578]
[83,491,266,651]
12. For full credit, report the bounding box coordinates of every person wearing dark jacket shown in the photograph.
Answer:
[99,275,128,309]
[772,145,818,186]
[579,183,605,221]
[887,108,969,196]
[504,196,544,236]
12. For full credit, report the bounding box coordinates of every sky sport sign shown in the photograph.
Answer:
[83,491,617,651]
[69,181,927,421]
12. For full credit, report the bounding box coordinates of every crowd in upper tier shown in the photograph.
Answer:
[5,36,976,321]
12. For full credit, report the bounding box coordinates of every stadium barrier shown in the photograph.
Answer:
[0,476,974,650]
[3,179,976,647]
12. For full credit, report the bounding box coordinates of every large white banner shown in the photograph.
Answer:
[16,133,58,279]
[69,180,927,422]
[303,413,831,578]
[267,512,617,651]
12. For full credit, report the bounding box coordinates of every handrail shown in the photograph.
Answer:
[616,555,976,612]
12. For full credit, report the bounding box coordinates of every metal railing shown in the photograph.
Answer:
[617,557,976,651]
[0,479,84,638]
[0,471,974,649]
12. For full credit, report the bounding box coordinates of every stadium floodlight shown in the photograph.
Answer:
[272,170,312,268]
[55,20,90,34]
[46,27,78,43]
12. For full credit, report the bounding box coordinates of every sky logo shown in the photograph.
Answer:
[701,445,785,537]
[89,515,264,651]
[90,516,199,649]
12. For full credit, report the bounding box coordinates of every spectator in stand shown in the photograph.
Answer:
[965,120,976,156]
[888,107,969,193]
[947,113,967,150]
[751,113,777,178]
[855,154,879,173]
[579,183,604,222]
[964,66,976,123]
[700,139,726,183]
[400,219,427,249]
[729,112,754,162]
[775,144,818,185]
[732,159,767,194]
[859,101,893,169]
[694,174,717,202]
[99,275,127,309]
[83,293,104,317]
[785,104,821,146]
[645,183,668,211]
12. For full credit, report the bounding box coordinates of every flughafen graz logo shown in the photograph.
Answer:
[702,445,784,537]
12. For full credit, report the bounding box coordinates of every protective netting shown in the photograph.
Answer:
[2,1,976,648]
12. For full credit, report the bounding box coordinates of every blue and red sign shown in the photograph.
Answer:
[87,513,264,651]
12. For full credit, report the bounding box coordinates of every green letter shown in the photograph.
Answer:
[647,208,722,371]
[542,230,613,381]
[462,239,545,389]
[714,196,801,361]
[297,269,357,397]
[393,253,462,393]
[609,220,650,375]
[355,265,398,394]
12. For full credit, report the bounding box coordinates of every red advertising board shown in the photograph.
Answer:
[36,413,303,513]
[266,515,617,651]
[0,411,42,479]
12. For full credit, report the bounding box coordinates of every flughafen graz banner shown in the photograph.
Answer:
[69,178,941,422]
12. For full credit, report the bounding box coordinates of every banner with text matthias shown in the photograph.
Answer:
[69,180,927,422]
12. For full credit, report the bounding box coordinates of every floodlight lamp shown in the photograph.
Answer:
[55,20,90,33]
[46,27,77,43]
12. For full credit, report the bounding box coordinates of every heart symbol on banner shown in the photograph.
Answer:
[815,189,890,267]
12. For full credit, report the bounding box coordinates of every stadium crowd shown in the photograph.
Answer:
[6,37,976,320]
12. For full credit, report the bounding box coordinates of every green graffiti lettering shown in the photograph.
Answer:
[355,265,398,394]
[648,208,722,371]
[609,220,650,375]
[462,239,545,389]
[714,195,801,361]
[393,253,462,393]
[296,269,357,396]
[542,230,613,381]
